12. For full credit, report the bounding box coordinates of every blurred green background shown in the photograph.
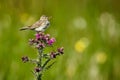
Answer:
[0,0,120,80]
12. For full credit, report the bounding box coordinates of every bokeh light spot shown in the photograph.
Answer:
[74,37,89,53]
[95,51,107,64]
[66,59,77,79]
[73,17,87,29]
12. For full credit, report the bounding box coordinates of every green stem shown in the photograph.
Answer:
[42,58,51,69]
[37,49,43,80]
[37,74,42,80]
[38,49,43,67]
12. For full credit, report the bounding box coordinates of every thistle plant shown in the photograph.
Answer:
[21,32,64,80]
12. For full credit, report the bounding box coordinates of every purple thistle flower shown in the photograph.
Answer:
[35,33,42,40]
[29,39,35,45]
[35,44,40,49]
[39,32,44,36]
[22,56,29,63]
[42,34,50,42]
[42,36,49,42]
[45,34,50,38]
[35,43,45,49]
[39,43,45,48]
[47,37,56,45]
[50,52,56,59]
[35,67,41,72]
[57,47,64,54]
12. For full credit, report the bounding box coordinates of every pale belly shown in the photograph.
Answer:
[35,26,45,32]
[35,21,50,32]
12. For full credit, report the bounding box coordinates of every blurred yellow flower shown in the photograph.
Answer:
[74,38,89,53]
[95,51,107,64]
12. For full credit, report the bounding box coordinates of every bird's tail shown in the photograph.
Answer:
[19,26,29,31]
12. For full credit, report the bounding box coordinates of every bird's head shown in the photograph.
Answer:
[40,15,52,20]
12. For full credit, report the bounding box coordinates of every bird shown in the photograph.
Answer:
[20,15,50,32]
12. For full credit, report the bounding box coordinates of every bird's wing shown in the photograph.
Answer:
[30,20,43,29]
